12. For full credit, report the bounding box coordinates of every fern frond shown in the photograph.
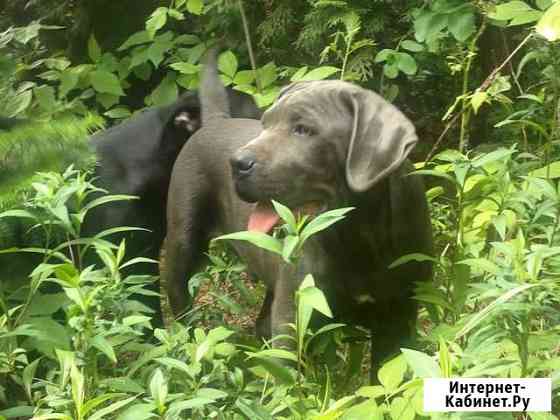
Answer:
[0,114,103,211]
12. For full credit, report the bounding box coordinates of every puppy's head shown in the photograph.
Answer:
[230,80,418,232]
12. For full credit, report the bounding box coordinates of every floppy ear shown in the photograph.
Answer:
[344,88,418,193]
[276,82,309,101]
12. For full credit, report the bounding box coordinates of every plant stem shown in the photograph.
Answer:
[340,32,354,81]
[238,0,261,92]
[459,20,486,152]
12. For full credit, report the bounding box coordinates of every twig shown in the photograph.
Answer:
[238,0,261,93]
[479,33,532,92]
[425,32,533,162]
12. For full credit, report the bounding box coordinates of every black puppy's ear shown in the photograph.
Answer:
[173,110,201,134]
[344,88,418,193]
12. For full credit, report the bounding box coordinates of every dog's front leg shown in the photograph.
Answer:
[269,263,299,347]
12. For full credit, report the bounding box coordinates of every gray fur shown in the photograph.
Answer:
[166,64,433,380]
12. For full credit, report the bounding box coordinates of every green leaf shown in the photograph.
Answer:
[82,394,124,418]
[342,399,383,420]
[89,396,138,420]
[356,385,386,399]
[299,66,340,81]
[82,194,137,214]
[374,49,394,63]
[23,358,41,401]
[471,147,515,168]
[396,53,417,75]
[214,231,283,256]
[401,348,442,378]
[91,335,117,363]
[471,91,488,114]
[147,40,173,67]
[389,397,415,420]
[34,85,56,111]
[455,283,538,339]
[90,70,124,96]
[59,70,79,97]
[9,89,32,116]
[527,414,558,420]
[168,9,185,20]
[196,388,228,400]
[170,62,199,74]
[256,62,278,88]
[298,283,333,319]
[218,51,238,78]
[234,399,275,420]
[271,200,297,231]
[448,10,475,42]
[118,30,152,51]
[300,207,354,243]
[156,357,195,377]
[247,349,298,362]
[412,169,458,186]
[0,407,35,419]
[167,398,215,416]
[401,40,424,52]
[319,395,358,418]
[488,1,543,25]
[187,0,204,15]
[383,63,399,79]
[100,377,145,394]
[234,70,255,85]
[175,34,200,45]
[282,235,299,262]
[116,403,156,420]
[378,355,407,391]
[104,107,131,119]
[123,315,152,326]
[536,1,560,41]
[529,161,560,178]
[458,258,500,275]
[0,209,37,220]
[414,12,448,42]
[290,66,308,81]
[254,87,280,107]
[149,74,178,106]
[146,7,168,37]
[149,369,168,410]
[389,253,438,269]
[252,356,296,385]
[88,34,102,62]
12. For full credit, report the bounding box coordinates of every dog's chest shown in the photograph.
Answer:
[308,213,406,307]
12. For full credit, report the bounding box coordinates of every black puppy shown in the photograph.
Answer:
[88,89,261,325]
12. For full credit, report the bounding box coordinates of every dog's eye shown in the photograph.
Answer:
[292,124,315,137]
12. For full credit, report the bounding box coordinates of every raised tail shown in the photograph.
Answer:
[200,47,230,124]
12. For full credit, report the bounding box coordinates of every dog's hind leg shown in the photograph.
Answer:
[165,160,213,318]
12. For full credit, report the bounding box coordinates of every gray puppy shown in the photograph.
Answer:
[166,53,433,378]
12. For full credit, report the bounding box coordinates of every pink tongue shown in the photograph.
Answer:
[248,201,280,233]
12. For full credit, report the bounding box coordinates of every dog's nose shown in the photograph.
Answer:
[230,151,257,177]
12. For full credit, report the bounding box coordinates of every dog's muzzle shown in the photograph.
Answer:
[230,150,257,179]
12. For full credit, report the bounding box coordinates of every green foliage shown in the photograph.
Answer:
[0,115,103,212]
[1,0,560,417]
